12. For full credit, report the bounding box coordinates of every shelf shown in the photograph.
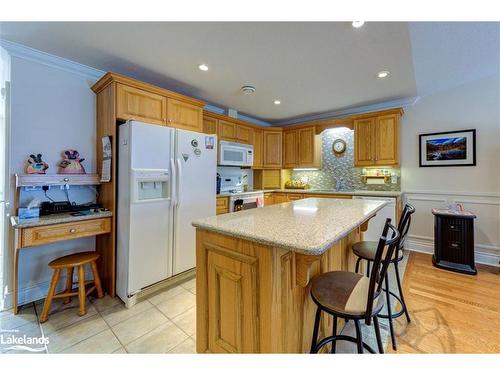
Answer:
[15,173,101,188]
[361,175,390,183]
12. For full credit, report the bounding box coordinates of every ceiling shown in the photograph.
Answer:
[0,22,498,123]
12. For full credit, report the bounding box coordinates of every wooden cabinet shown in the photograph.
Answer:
[116,83,167,125]
[218,120,237,141]
[273,193,288,204]
[167,98,203,132]
[254,169,282,189]
[216,197,229,215]
[203,115,218,134]
[263,129,282,168]
[263,192,274,206]
[282,126,321,169]
[252,128,263,168]
[236,125,253,144]
[354,112,400,166]
[283,129,299,168]
[287,193,304,201]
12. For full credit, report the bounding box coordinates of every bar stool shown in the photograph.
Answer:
[39,251,104,323]
[310,219,400,354]
[352,203,415,350]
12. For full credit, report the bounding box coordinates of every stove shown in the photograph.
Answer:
[218,173,264,212]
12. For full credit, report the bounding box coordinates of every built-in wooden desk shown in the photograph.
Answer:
[10,211,112,314]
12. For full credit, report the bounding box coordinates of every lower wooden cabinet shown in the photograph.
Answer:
[272,193,288,204]
[263,192,274,206]
[287,193,304,201]
[216,197,229,215]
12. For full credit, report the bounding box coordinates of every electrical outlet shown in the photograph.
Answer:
[24,186,43,191]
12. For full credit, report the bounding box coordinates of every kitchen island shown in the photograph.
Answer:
[192,197,387,353]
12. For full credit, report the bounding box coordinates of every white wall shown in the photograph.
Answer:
[401,73,500,265]
[3,55,101,309]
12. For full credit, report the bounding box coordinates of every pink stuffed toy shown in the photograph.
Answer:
[59,149,86,174]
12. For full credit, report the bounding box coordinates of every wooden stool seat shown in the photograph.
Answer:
[48,251,100,268]
[40,251,104,323]
[352,241,403,263]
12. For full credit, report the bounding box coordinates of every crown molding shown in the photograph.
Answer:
[273,97,420,126]
[0,39,105,80]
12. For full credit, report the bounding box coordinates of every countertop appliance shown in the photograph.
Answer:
[352,196,396,240]
[117,120,216,306]
[219,141,253,167]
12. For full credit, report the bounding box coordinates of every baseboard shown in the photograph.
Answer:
[405,237,500,267]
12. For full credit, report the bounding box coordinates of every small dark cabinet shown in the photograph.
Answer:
[432,209,477,275]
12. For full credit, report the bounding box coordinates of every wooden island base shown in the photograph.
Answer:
[195,225,366,353]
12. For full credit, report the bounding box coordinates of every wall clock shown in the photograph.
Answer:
[332,139,347,155]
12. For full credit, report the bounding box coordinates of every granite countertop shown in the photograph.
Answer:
[11,210,113,229]
[217,189,403,198]
[193,198,387,255]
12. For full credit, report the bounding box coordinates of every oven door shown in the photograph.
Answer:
[230,195,264,212]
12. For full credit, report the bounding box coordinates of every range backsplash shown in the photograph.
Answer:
[291,128,401,191]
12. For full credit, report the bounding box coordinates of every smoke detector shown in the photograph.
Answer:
[241,85,256,95]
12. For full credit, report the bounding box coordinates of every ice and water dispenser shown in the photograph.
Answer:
[131,169,170,202]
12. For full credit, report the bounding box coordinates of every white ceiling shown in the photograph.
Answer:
[0,22,498,123]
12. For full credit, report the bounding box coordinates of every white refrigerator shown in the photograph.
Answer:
[117,120,216,306]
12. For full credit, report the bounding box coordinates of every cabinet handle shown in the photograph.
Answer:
[63,178,69,182]
[450,242,459,248]
[69,228,76,233]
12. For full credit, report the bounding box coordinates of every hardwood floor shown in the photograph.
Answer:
[388,252,500,353]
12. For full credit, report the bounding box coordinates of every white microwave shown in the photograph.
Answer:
[219,141,254,167]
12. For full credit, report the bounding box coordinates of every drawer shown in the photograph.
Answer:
[21,218,111,248]
[287,193,304,201]
[447,222,463,231]
[216,197,229,215]
[446,241,464,251]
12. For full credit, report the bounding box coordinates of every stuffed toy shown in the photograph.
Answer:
[26,153,49,174]
[59,149,86,174]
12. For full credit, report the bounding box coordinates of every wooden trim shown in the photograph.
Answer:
[15,173,101,187]
[91,72,206,107]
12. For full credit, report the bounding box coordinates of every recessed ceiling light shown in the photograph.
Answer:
[274,100,281,105]
[352,21,365,28]
[377,70,390,78]
[198,64,209,71]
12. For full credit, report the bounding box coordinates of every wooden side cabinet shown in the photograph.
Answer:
[432,210,477,275]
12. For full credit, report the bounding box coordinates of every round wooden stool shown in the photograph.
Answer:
[39,251,104,323]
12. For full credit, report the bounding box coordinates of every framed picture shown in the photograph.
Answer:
[419,129,476,167]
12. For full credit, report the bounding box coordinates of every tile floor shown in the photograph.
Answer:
[0,253,408,354]
[0,277,197,354]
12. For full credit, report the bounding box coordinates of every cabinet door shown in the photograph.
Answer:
[167,98,203,132]
[283,129,299,168]
[273,193,288,204]
[287,193,304,201]
[218,120,237,141]
[298,127,320,167]
[116,83,167,125]
[375,114,399,165]
[263,130,282,168]
[354,118,376,166]
[252,128,263,168]
[203,115,218,135]
[236,125,253,144]
[263,192,274,206]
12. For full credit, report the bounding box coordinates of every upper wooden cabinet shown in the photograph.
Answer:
[167,98,203,132]
[218,119,237,141]
[236,125,253,144]
[354,111,401,166]
[263,129,282,168]
[252,128,263,168]
[282,126,321,169]
[203,115,218,134]
[116,83,167,125]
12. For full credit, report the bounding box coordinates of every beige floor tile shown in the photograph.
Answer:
[147,285,185,306]
[179,278,196,291]
[46,314,108,353]
[0,305,38,331]
[89,294,122,312]
[100,300,152,327]
[36,299,98,334]
[125,321,188,353]
[0,321,46,354]
[156,290,196,319]
[172,306,196,336]
[168,337,196,354]
[62,329,122,353]
[111,307,169,345]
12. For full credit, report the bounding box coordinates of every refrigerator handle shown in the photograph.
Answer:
[170,158,177,206]
[176,158,182,207]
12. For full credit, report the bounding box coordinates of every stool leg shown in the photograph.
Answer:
[77,265,87,316]
[355,257,361,274]
[330,315,338,353]
[366,261,371,277]
[394,261,411,323]
[384,274,397,350]
[373,316,384,354]
[63,267,74,305]
[40,269,61,323]
[310,307,321,353]
[354,319,364,354]
[90,261,104,298]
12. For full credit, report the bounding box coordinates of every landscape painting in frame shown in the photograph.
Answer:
[419,129,476,167]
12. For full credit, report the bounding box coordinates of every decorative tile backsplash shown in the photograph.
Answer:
[291,128,401,191]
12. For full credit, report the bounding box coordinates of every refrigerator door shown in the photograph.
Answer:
[173,129,217,275]
[117,121,174,299]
